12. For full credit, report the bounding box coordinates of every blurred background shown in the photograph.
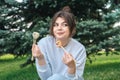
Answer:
[0,0,120,80]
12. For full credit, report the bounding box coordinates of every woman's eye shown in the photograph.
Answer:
[53,23,68,27]
[63,23,68,27]
[53,23,58,27]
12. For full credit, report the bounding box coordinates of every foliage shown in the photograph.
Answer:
[76,19,120,56]
[76,20,107,54]
[0,30,32,57]
[104,8,120,24]
[0,0,120,58]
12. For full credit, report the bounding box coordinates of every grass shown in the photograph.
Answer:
[0,54,39,80]
[84,54,120,80]
[0,54,120,80]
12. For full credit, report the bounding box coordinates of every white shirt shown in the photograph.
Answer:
[36,35,86,80]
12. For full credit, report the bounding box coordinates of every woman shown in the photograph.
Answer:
[32,6,86,80]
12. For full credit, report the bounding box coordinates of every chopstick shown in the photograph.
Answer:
[60,46,68,53]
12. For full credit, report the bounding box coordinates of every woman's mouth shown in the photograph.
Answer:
[57,32,64,35]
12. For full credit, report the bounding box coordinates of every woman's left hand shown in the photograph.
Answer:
[62,53,76,74]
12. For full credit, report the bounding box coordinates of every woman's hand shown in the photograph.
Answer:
[32,44,46,65]
[62,53,76,74]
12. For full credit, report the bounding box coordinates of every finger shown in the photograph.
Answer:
[64,52,68,57]
[68,53,72,58]
[63,54,70,64]
[32,43,36,47]
[67,54,76,63]
[62,53,67,63]
[32,44,36,51]
[64,53,71,59]
[32,44,38,54]
[63,53,70,61]
[36,45,40,50]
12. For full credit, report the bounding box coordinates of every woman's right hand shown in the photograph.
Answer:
[32,44,45,65]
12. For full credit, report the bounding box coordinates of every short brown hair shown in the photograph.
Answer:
[49,6,76,37]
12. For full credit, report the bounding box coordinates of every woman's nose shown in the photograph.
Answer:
[57,25,62,29]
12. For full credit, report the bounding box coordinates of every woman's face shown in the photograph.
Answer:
[53,17,70,40]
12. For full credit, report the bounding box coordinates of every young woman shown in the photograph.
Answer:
[32,6,86,80]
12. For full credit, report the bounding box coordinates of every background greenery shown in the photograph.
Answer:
[0,0,120,57]
[0,0,120,80]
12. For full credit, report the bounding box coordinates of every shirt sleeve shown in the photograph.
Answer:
[65,45,86,80]
[35,38,52,80]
